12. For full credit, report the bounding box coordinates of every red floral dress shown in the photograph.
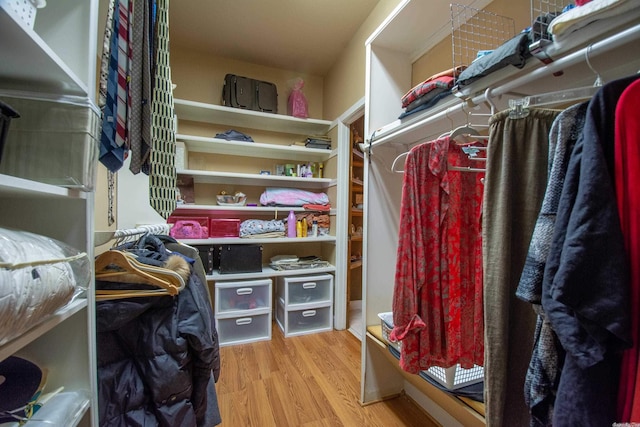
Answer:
[390,136,485,373]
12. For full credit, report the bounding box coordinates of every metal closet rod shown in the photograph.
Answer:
[476,22,640,107]
[369,22,640,150]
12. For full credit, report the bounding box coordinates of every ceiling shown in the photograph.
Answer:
[169,0,381,77]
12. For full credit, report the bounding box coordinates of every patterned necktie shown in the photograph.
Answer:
[115,0,130,153]
[98,0,117,225]
[148,0,177,219]
[128,0,152,175]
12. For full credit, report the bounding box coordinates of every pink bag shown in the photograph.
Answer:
[287,78,309,118]
[170,219,209,239]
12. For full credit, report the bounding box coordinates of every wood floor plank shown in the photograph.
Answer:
[215,326,439,426]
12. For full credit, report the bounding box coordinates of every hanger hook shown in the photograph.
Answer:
[461,103,471,126]
[445,107,454,130]
[585,44,604,87]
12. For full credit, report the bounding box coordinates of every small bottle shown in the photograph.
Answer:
[302,218,308,237]
[287,210,297,238]
[311,219,318,237]
[318,162,324,178]
[296,220,303,238]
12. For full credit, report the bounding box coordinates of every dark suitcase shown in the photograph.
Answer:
[222,74,278,113]
[218,244,263,274]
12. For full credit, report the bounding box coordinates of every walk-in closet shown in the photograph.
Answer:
[1,0,639,425]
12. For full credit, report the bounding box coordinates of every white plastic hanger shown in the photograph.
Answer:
[509,43,603,119]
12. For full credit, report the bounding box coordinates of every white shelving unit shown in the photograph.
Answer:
[174,98,333,135]
[362,1,640,426]
[179,168,334,189]
[0,1,98,425]
[174,96,341,343]
[176,134,335,161]
[174,204,337,215]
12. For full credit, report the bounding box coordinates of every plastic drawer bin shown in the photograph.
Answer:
[276,274,333,306]
[0,96,99,190]
[276,301,332,338]
[215,279,271,315]
[216,310,271,347]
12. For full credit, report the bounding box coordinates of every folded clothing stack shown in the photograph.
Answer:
[398,66,466,119]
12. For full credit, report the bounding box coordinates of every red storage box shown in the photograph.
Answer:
[210,218,240,238]
[168,217,209,239]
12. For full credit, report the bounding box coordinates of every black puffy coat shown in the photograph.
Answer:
[96,235,221,426]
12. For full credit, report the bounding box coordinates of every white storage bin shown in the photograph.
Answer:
[216,310,271,346]
[0,96,100,191]
[215,278,271,316]
[276,274,333,307]
[276,300,332,337]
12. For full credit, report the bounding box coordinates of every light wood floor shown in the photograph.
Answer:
[215,325,439,427]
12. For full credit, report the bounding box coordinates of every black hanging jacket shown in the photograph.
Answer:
[96,234,221,426]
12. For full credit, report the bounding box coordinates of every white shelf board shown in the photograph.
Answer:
[0,174,89,200]
[177,134,334,161]
[0,298,87,361]
[0,9,88,96]
[174,99,333,135]
[208,265,336,282]
[367,95,468,148]
[367,0,492,62]
[179,235,336,245]
[174,204,336,216]
[180,169,334,189]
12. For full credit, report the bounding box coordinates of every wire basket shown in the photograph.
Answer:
[530,0,572,43]
[424,364,484,390]
[450,3,515,73]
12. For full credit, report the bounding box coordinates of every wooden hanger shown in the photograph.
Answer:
[95,250,185,300]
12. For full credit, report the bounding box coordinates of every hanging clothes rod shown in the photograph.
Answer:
[94,224,172,247]
[480,22,640,105]
[369,22,640,150]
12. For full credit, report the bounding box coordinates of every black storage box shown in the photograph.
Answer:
[218,244,263,274]
[0,100,20,164]
[193,244,219,275]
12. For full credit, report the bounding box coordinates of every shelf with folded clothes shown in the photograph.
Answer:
[176,235,337,246]
[177,134,335,162]
[174,204,337,216]
[367,8,640,150]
